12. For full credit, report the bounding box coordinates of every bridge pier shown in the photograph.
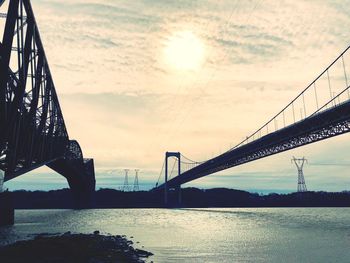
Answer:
[177,185,182,206]
[0,191,14,226]
[48,158,96,208]
[0,170,13,226]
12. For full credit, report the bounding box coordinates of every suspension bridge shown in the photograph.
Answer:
[0,0,349,215]
[154,45,350,204]
[0,0,95,223]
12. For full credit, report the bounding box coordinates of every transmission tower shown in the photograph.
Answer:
[122,169,130,192]
[133,169,140,191]
[291,157,308,192]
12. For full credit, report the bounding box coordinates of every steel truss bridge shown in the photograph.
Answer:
[155,45,350,198]
[0,0,95,205]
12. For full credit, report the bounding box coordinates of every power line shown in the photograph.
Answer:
[309,162,350,167]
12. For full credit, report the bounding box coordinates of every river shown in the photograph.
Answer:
[0,208,349,262]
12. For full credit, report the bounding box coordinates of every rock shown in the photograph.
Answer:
[93,230,100,235]
[135,248,154,257]
[0,233,153,263]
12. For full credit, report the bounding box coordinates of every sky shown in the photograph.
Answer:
[3,0,350,193]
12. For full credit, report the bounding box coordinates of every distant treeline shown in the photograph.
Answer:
[8,187,350,209]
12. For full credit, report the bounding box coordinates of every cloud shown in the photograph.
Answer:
[3,0,350,192]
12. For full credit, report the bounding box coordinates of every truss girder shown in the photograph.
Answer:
[158,100,350,189]
[0,0,69,181]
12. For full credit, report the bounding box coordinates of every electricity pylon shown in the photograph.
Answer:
[133,169,139,191]
[291,157,308,192]
[122,169,130,192]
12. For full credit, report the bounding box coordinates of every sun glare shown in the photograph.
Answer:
[164,31,205,71]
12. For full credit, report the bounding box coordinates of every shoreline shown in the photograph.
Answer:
[0,232,153,263]
[7,188,350,208]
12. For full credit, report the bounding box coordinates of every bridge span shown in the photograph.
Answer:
[155,45,350,200]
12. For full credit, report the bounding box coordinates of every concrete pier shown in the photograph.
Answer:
[48,158,96,208]
[0,192,14,226]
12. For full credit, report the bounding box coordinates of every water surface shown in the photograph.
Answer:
[0,208,349,262]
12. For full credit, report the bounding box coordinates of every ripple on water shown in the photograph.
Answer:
[0,208,350,262]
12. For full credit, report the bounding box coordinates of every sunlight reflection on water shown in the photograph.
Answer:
[0,208,350,262]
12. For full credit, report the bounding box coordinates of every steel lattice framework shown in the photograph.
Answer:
[156,43,350,191]
[0,0,95,204]
[157,101,350,190]
[292,157,308,192]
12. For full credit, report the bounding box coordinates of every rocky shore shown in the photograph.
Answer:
[0,232,153,263]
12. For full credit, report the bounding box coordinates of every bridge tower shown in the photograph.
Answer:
[292,157,308,192]
[165,152,181,206]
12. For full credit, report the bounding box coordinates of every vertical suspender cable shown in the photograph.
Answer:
[341,55,350,99]
[155,160,165,187]
[327,70,334,107]
[302,93,306,118]
[313,83,319,110]
[300,108,303,120]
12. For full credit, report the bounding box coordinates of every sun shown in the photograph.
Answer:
[163,31,205,71]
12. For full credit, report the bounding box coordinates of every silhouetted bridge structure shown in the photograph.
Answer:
[155,46,350,204]
[0,0,95,217]
[1,0,350,213]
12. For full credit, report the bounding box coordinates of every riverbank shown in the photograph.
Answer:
[8,187,350,208]
[0,232,153,263]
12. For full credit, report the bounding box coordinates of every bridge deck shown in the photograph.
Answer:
[156,99,350,190]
